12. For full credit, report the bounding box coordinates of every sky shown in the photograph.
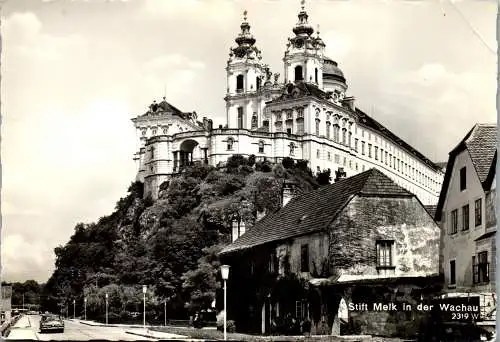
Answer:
[1,0,497,283]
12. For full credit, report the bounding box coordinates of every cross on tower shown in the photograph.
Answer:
[243,10,247,21]
[301,0,305,11]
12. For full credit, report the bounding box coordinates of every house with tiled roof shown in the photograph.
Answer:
[219,168,441,337]
[434,123,497,331]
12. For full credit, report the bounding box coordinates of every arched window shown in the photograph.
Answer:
[227,137,234,151]
[315,68,318,84]
[236,75,244,92]
[258,140,265,153]
[294,65,303,81]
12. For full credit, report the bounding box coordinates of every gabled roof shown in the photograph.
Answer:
[219,168,413,255]
[435,124,497,221]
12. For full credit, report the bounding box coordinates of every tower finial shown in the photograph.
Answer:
[243,10,247,21]
[317,24,320,36]
[301,0,305,11]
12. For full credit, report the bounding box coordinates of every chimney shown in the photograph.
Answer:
[342,97,355,111]
[208,119,213,131]
[256,209,266,222]
[334,167,347,182]
[282,180,298,207]
[231,219,246,242]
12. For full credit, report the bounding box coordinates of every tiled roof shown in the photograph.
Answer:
[435,124,497,221]
[465,124,497,184]
[355,109,441,171]
[220,168,413,255]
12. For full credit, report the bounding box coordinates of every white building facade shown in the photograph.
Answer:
[132,5,444,204]
[435,124,496,328]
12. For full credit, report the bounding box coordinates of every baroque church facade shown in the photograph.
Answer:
[131,4,445,205]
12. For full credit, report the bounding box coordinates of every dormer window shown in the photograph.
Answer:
[258,140,265,154]
[227,137,234,151]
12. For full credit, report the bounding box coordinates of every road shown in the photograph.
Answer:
[5,315,184,341]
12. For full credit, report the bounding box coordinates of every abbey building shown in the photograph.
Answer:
[131,4,445,205]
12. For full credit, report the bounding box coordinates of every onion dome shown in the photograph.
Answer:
[314,25,325,48]
[231,10,261,59]
[323,58,346,83]
[292,0,314,37]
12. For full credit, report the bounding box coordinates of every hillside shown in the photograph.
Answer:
[42,156,331,321]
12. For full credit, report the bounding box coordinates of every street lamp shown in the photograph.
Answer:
[105,293,108,325]
[164,300,167,327]
[142,285,147,330]
[73,299,75,319]
[220,265,230,341]
[84,298,87,321]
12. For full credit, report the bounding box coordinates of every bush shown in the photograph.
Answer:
[248,154,256,167]
[281,157,295,169]
[226,155,248,173]
[217,319,236,333]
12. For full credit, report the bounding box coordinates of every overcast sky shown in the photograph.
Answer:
[1,0,497,283]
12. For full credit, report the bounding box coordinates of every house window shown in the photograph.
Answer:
[328,152,331,161]
[326,122,331,139]
[300,244,309,272]
[333,125,340,142]
[256,76,261,90]
[258,140,265,154]
[374,146,379,160]
[342,129,347,145]
[460,167,466,191]
[236,74,244,92]
[368,144,372,158]
[315,119,320,136]
[152,128,157,135]
[449,260,456,285]
[227,137,234,151]
[354,139,358,152]
[473,251,489,284]
[294,65,303,81]
[362,142,365,155]
[316,149,320,159]
[450,209,458,234]
[348,132,352,148]
[376,240,394,269]
[462,205,469,231]
[150,147,155,159]
[314,68,318,83]
[334,154,340,164]
[237,107,244,128]
[269,252,277,273]
[475,199,482,226]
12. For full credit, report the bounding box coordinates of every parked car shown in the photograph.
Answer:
[39,314,64,333]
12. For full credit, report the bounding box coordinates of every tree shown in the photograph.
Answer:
[181,244,224,313]
[316,169,332,186]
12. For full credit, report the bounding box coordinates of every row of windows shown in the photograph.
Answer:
[356,139,437,191]
[448,251,489,286]
[298,241,395,274]
[226,137,265,154]
[449,199,482,234]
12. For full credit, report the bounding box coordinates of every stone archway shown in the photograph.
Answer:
[173,139,208,171]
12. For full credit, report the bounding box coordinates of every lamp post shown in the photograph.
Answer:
[220,265,230,341]
[164,300,167,327]
[142,285,147,330]
[73,299,75,319]
[84,298,87,321]
[105,293,108,325]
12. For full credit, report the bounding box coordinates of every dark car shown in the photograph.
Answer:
[39,314,64,333]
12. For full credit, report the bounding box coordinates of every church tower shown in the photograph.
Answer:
[283,0,325,87]
[225,11,268,130]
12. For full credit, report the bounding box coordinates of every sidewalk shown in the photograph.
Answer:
[125,328,203,341]
[5,315,37,340]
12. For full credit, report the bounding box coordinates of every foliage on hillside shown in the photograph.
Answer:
[42,156,330,320]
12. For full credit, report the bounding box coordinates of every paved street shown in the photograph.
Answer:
[6,315,188,341]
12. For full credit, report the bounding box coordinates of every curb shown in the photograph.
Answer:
[125,330,208,341]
